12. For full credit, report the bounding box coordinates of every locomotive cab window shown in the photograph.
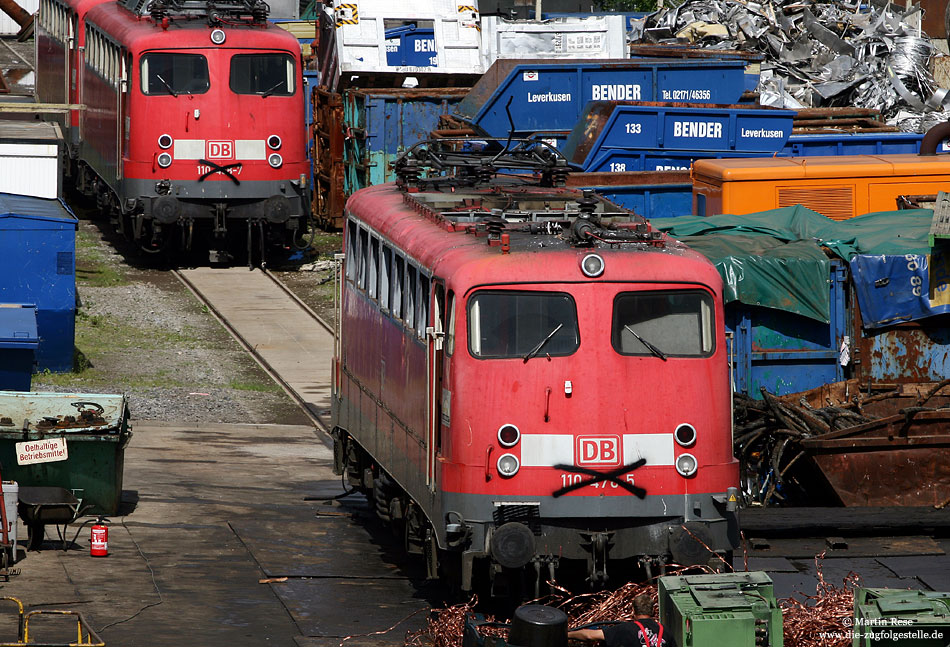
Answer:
[141,53,209,95]
[468,291,579,359]
[230,53,295,96]
[612,290,714,358]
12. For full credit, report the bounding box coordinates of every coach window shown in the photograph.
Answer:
[357,228,369,290]
[468,291,580,359]
[141,53,210,95]
[611,290,715,358]
[368,236,379,299]
[379,245,391,311]
[392,255,404,319]
[230,53,295,96]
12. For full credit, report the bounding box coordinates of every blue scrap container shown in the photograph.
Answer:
[563,102,795,172]
[454,59,748,138]
[585,181,694,219]
[343,87,468,196]
[0,304,38,391]
[726,261,848,398]
[385,25,437,68]
[576,148,770,173]
[0,194,77,372]
[780,131,924,157]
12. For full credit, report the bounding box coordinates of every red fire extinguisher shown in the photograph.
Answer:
[90,517,108,557]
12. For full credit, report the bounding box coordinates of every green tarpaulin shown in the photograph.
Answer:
[656,205,934,323]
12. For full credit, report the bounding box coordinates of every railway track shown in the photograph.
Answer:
[173,266,336,431]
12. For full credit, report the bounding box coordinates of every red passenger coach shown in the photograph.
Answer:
[331,141,740,595]
[36,0,310,264]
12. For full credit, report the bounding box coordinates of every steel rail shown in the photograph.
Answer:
[172,268,331,432]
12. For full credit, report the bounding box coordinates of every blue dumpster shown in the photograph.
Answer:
[0,304,38,391]
[454,59,749,138]
[0,194,77,373]
[725,261,849,398]
[563,102,795,172]
[385,25,437,68]
[343,87,468,196]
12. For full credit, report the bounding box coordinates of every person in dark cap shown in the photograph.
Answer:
[567,593,676,647]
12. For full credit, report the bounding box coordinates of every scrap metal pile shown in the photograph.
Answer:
[734,388,873,506]
[407,561,857,647]
[631,0,950,129]
[780,555,860,647]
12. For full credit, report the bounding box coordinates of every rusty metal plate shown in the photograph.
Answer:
[746,556,798,572]
[229,516,409,579]
[272,578,429,638]
[296,636,407,647]
[748,535,944,559]
[807,446,950,507]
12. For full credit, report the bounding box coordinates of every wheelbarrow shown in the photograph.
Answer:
[17,488,83,551]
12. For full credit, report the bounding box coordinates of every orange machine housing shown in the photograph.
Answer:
[692,154,950,220]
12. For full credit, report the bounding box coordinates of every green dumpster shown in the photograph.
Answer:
[0,392,131,515]
[658,572,784,647]
[854,588,950,647]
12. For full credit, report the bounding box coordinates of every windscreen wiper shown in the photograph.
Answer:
[624,325,667,361]
[523,323,563,363]
[261,81,284,98]
[155,74,177,97]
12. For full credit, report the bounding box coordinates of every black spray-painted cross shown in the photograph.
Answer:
[552,459,647,498]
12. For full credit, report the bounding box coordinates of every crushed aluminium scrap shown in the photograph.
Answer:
[630,0,950,130]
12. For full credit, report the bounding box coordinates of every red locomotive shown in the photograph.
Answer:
[331,141,739,596]
[36,0,310,264]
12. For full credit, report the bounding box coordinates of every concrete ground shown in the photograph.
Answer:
[0,422,435,647]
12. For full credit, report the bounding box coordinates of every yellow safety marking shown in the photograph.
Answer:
[335,3,358,26]
[457,5,479,30]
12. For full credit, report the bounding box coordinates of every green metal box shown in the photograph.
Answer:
[854,588,950,647]
[0,391,131,515]
[658,572,783,647]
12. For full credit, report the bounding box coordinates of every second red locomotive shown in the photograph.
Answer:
[331,141,740,596]
[36,0,310,264]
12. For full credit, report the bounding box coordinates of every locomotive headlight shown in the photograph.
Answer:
[497,424,520,448]
[675,453,698,478]
[158,134,173,149]
[210,28,226,44]
[497,453,520,478]
[267,135,282,150]
[674,423,697,448]
[580,253,605,278]
[268,153,283,168]
[157,152,173,168]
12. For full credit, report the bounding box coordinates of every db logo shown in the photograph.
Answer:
[576,436,622,467]
[207,141,234,160]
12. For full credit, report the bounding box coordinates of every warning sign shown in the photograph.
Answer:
[17,438,68,465]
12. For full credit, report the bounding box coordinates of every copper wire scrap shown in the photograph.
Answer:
[406,597,486,647]
[779,552,860,647]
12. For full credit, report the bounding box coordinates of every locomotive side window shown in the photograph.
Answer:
[405,266,417,330]
[368,237,379,299]
[141,53,210,95]
[379,245,391,310]
[611,290,715,358]
[230,54,296,96]
[468,291,579,359]
[357,227,369,290]
[345,220,358,282]
[392,255,404,319]
[445,292,456,356]
[416,275,430,338]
